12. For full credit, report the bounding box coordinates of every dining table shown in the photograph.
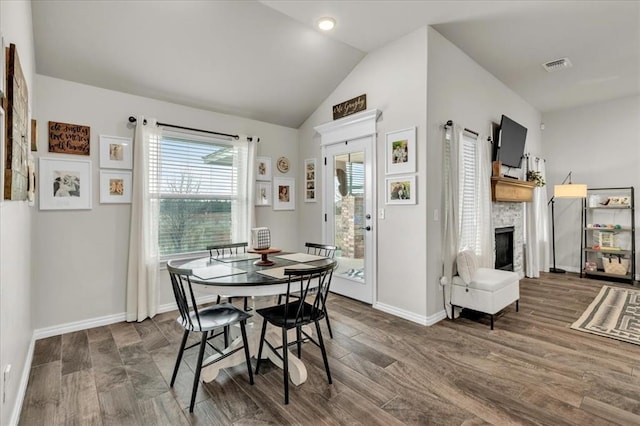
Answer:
[179,249,337,386]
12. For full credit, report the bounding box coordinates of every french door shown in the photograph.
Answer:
[323,136,375,304]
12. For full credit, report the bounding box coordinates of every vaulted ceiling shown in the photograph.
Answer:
[31,1,640,128]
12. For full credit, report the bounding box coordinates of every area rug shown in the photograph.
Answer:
[571,285,640,345]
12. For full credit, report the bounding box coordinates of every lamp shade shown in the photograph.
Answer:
[554,183,587,198]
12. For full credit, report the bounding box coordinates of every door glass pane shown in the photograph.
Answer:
[333,152,365,282]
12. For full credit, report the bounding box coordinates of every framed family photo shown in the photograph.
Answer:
[39,157,92,210]
[273,177,295,210]
[386,127,416,175]
[100,170,132,203]
[256,156,272,181]
[304,158,316,202]
[385,174,416,205]
[100,135,133,169]
[255,181,272,206]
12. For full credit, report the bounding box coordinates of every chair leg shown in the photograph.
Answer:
[315,321,332,384]
[277,294,283,305]
[490,315,494,330]
[516,300,519,312]
[216,295,221,304]
[296,326,302,359]
[244,297,250,312]
[170,330,190,387]
[282,327,289,405]
[255,319,268,375]
[239,320,254,385]
[223,326,229,348]
[190,331,209,413]
[323,307,334,339]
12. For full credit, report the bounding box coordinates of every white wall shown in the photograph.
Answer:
[298,28,430,321]
[0,1,36,424]
[542,95,640,273]
[32,75,298,330]
[425,28,542,315]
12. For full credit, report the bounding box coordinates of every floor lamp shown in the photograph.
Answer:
[548,172,587,273]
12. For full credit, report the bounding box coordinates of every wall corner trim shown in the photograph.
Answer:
[10,335,35,426]
[373,302,447,326]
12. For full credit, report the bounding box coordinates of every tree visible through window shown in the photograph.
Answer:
[158,132,243,257]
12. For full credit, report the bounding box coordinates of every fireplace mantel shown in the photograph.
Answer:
[491,177,536,202]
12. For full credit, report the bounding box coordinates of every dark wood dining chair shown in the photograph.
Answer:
[255,261,336,404]
[207,242,251,311]
[167,260,253,413]
[278,242,337,338]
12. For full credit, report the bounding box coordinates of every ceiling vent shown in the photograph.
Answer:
[543,57,573,72]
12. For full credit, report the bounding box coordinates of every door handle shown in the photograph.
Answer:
[361,226,371,231]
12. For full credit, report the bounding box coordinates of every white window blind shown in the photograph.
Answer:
[458,133,480,252]
[158,131,249,257]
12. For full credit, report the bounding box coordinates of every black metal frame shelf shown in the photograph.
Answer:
[580,186,635,284]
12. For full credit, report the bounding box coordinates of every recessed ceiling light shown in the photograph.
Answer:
[317,17,336,31]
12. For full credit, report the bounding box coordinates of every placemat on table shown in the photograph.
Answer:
[274,252,327,263]
[192,264,247,280]
[256,263,315,279]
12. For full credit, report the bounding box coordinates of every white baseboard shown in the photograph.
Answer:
[373,302,447,326]
[33,312,127,340]
[9,336,35,426]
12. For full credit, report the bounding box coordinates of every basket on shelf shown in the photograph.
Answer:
[602,255,629,275]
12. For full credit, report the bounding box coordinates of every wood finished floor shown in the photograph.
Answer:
[19,273,640,425]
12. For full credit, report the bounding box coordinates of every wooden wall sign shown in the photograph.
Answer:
[332,94,366,120]
[48,121,90,155]
[4,43,29,200]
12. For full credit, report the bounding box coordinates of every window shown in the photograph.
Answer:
[457,131,492,263]
[458,134,479,251]
[157,131,251,257]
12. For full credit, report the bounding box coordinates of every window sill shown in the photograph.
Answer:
[159,250,209,270]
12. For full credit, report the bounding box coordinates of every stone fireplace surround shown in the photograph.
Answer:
[492,201,524,277]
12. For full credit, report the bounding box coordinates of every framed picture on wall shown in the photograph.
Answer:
[385,127,416,175]
[304,158,316,202]
[255,181,272,206]
[385,174,416,205]
[256,156,272,181]
[39,157,92,210]
[100,135,133,169]
[273,177,295,210]
[100,170,133,203]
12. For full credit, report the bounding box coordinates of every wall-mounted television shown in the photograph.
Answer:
[497,115,527,169]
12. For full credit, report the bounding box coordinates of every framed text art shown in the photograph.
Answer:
[100,135,133,169]
[48,121,90,155]
[100,170,132,204]
[256,156,272,181]
[273,177,295,211]
[385,174,416,205]
[385,127,416,175]
[39,157,92,210]
[255,181,272,206]
[304,158,316,202]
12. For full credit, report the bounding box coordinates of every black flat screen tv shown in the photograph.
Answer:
[497,115,527,168]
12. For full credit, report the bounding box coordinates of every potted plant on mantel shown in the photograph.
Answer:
[526,170,546,187]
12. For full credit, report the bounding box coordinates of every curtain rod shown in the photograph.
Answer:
[444,120,479,138]
[128,116,259,142]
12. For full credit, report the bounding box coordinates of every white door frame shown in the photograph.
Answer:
[314,109,380,304]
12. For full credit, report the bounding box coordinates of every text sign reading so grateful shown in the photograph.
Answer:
[332,94,367,120]
[48,121,91,155]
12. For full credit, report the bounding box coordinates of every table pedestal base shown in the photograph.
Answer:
[254,253,275,267]
[200,321,310,386]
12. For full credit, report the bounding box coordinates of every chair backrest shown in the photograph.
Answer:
[282,261,336,326]
[167,260,202,331]
[207,242,248,258]
[305,242,337,258]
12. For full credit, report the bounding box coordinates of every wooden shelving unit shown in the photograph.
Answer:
[580,187,635,284]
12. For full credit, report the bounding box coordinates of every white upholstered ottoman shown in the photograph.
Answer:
[451,250,520,329]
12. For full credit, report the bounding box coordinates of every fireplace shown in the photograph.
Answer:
[495,226,514,271]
